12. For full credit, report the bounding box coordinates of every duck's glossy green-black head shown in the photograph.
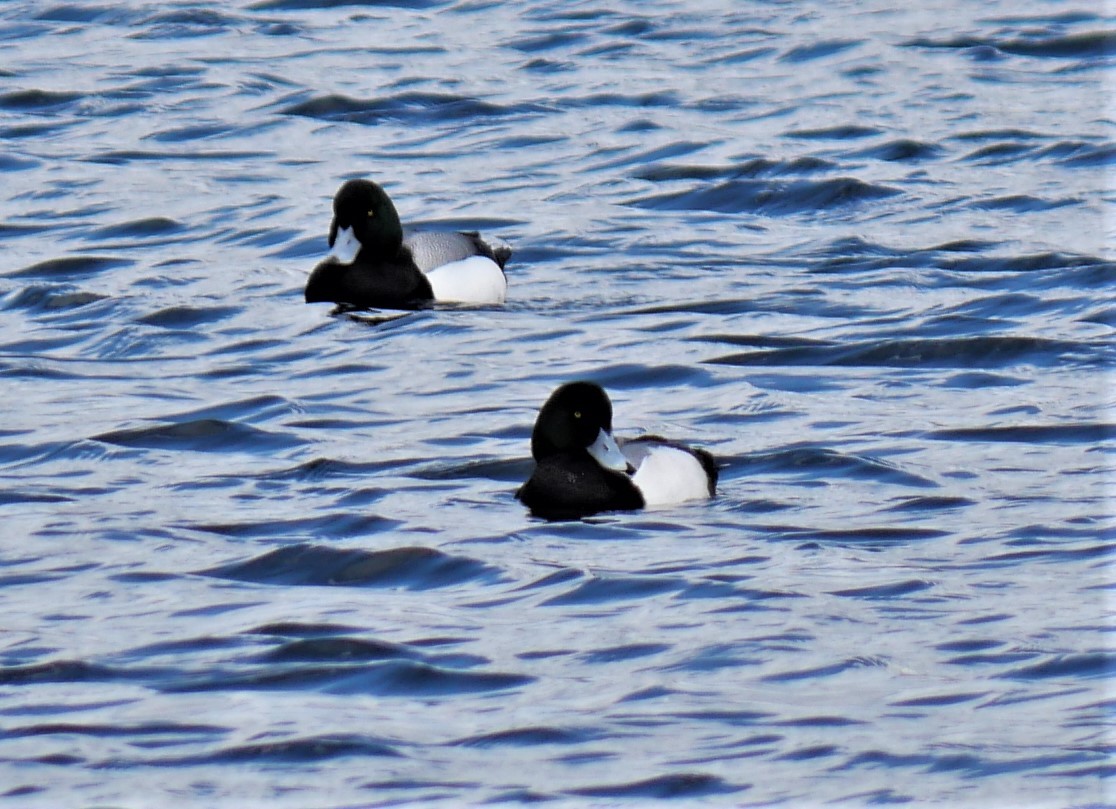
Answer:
[531,382,629,472]
[328,179,404,261]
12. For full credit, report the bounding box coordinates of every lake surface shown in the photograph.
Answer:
[1,1,1113,806]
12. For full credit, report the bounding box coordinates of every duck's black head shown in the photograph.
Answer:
[531,381,626,470]
[327,179,404,260]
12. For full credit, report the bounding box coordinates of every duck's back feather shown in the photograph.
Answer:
[404,230,511,274]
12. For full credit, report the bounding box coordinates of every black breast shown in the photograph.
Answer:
[304,255,434,309]
[517,453,644,520]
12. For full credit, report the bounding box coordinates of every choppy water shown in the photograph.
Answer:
[2,1,1114,806]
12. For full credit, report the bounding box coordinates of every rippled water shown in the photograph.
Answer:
[2,1,1113,806]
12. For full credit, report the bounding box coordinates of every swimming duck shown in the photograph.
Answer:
[517,381,717,520]
[304,179,510,309]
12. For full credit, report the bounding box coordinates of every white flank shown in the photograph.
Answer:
[629,445,710,506]
[329,226,360,264]
[587,428,629,472]
[424,255,507,304]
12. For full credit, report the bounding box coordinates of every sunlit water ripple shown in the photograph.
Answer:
[1,1,1113,806]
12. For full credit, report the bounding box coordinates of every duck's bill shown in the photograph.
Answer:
[588,428,632,474]
[329,225,360,264]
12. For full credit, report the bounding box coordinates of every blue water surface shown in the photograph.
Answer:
[0,1,1113,806]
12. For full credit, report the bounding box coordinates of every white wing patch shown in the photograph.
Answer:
[424,255,507,304]
[627,444,711,506]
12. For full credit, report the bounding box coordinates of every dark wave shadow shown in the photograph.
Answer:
[804,236,1114,277]
[0,89,82,111]
[905,30,1116,59]
[87,216,185,239]
[129,8,243,39]
[927,423,1115,444]
[1,285,108,312]
[999,652,1115,680]
[848,139,945,162]
[199,543,505,589]
[167,658,532,697]
[152,733,404,765]
[5,719,226,758]
[452,725,599,747]
[251,0,441,8]
[136,304,239,329]
[186,513,396,540]
[725,447,937,488]
[93,418,304,453]
[785,124,881,140]
[279,91,541,125]
[705,336,1109,369]
[540,574,685,606]
[828,579,935,599]
[414,457,532,484]
[632,156,835,183]
[7,255,132,279]
[568,773,744,799]
[968,194,1079,213]
[761,657,884,683]
[627,177,900,215]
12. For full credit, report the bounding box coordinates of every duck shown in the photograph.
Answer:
[517,381,717,520]
[304,178,511,309]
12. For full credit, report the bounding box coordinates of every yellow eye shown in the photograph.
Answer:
[573,411,581,419]
[367,209,375,218]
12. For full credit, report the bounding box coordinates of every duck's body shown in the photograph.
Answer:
[304,179,510,310]
[517,382,717,520]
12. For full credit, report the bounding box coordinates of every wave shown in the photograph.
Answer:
[705,336,1108,369]
[199,543,505,589]
[93,418,304,453]
[906,30,1116,60]
[628,177,900,215]
[279,91,540,124]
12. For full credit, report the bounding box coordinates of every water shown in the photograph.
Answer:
[1,1,1113,806]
